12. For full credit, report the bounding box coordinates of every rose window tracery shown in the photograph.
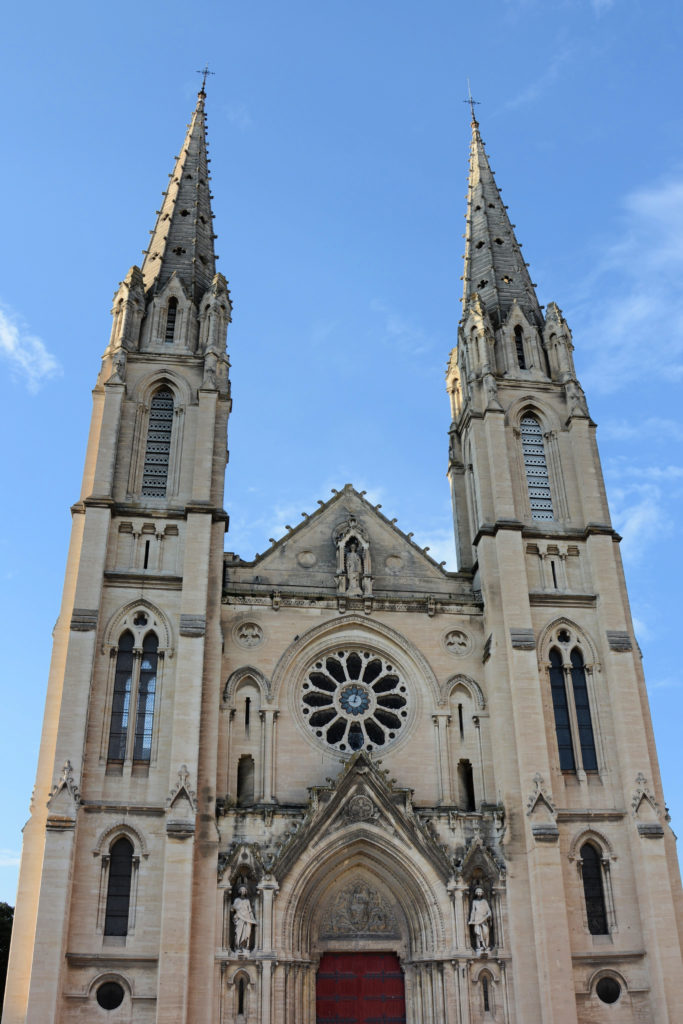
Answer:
[301,650,409,752]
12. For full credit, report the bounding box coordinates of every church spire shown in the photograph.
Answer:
[463,111,542,329]
[141,87,216,305]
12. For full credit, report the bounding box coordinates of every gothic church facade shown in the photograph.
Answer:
[4,88,683,1024]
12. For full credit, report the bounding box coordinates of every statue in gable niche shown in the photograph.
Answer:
[334,515,372,597]
[469,886,493,954]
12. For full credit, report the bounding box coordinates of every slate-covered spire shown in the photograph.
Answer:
[463,112,543,329]
[141,86,216,305]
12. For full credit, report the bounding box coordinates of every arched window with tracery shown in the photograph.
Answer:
[108,628,159,765]
[104,837,134,936]
[546,626,599,776]
[521,414,554,520]
[141,388,174,497]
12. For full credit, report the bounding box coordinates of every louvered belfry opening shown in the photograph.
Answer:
[142,388,174,497]
[521,415,554,520]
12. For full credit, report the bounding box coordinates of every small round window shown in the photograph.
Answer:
[96,981,125,1010]
[301,650,409,752]
[596,977,621,1004]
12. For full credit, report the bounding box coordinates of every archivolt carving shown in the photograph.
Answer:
[441,673,486,710]
[93,821,149,858]
[568,827,615,863]
[537,616,599,667]
[270,613,440,706]
[321,880,399,937]
[102,598,174,655]
[127,365,194,408]
[504,394,562,435]
[223,665,272,704]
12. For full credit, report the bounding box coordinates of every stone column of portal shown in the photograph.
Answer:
[433,713,452,804]
[257,877,279,1024]
[155,512,212,1024]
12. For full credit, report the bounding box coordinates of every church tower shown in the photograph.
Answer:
[445,110,683,1020]
[4,85,232,1023]
[4,95,682,1024]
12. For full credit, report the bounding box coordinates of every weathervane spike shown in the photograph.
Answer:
[464,79,480,124]
[196,63,216,94]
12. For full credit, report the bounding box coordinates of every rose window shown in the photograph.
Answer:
[301,650,409,752]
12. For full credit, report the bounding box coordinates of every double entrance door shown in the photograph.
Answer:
[316,952,406,1024]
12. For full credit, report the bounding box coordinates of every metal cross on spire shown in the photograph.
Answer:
[464,79,480,124]
[196,64,215,93]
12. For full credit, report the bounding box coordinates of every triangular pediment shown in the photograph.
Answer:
[225,484,465,600]
[271,751,452,883]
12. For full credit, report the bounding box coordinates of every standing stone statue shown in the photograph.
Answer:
[469,886,493,953]
[232,885,257,950]
[345,542,363,596]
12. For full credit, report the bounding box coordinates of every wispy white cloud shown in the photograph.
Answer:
[224,101,252,130]
[647,675,682,692]
[0,848,20,868]
[0,305,61,393]
[409,527,458,570]
[370,300,433,358]
[501,46,573,111]
[608,481,672,562]
[591,0,616,14]
[576,175,683,393]
[601,417,683,442]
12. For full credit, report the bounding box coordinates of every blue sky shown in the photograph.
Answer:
[1,0,683,901]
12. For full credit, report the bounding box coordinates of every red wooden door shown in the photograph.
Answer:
[316,952,406,1024]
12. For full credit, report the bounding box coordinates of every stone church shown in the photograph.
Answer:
[4,85,683,1024]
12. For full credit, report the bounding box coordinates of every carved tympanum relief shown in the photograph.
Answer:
[321,881,399,938]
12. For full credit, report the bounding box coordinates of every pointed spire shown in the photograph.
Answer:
[142,88,217,305]
[463,111,542,329]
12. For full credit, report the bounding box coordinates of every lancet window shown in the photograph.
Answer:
[108,629,158,764]
[104,837,134,936]
[580,842,609,934]
[514,325,526,369]
[141,388,174,497]
[521,414,554,520]
[547,628,598,774]
[164,297,178,342]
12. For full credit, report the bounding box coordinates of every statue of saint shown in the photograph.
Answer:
[232,885,257,950]
[345,542,363,595]
[468,886,492,953]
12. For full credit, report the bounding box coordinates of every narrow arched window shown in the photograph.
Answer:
[237,755,255,806]
[142,388,174,497]
[164,297,178,342]
[104,837,133,936]
[108,632,134,761]
[580,842,608,934]
[133,633,158,762]
[238,977,246,1014]
[514,325,526,369]
[571,648,597,771]
[521,415,554,520]
[549,647,575,771]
